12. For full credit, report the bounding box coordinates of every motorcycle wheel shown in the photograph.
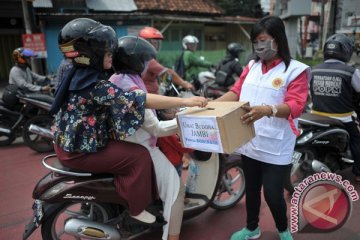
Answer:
[22,114,54,153]
[284,149,317,194]
[210,159,245,210]
[41,202,115,239]
[0,114,16,146]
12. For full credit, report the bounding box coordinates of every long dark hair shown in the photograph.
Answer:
[250,16,291,71]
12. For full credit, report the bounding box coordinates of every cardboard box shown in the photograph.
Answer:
[176,101,255,154]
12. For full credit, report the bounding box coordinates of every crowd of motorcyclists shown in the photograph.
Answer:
[1,14,360,240]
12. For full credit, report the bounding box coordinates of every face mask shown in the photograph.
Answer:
[253,39,277,60]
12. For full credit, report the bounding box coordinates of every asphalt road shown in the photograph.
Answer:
[0,53,359,239]
[0,142,359,240]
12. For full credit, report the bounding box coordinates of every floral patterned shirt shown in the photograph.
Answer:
[53,80,146,153]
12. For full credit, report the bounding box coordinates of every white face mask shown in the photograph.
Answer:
[253,39,277,60]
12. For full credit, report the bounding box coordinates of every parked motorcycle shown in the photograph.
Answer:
[285,112,354,193]
[0,90,54,153]
[23,149,245,239]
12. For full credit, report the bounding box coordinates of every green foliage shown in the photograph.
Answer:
[157,50,226,68]
[216,0,264,17]
[296,57,323,67]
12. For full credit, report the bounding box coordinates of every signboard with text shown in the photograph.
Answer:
[22,33,47,58]
[177,115,223,153]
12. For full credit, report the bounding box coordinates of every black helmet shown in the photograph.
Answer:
[227,43,245,59]
[112,36,157,74]
[324,33,354,62]
[12,48,37,65]
[58,18,117,70]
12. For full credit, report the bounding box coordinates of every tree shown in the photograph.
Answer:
[216,0,264,18]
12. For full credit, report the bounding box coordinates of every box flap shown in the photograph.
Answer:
[177,101,249,117]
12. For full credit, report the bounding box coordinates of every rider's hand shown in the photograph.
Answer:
[41,85,51,93]
[183,82,195,91]
[182,96,208,108]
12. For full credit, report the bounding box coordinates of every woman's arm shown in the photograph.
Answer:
[216,91,239,101]
[141,109,178,137]
[145,94,207,109]
[168,69,194,90]
[216,63,250,102]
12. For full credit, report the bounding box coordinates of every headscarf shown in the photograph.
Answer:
[50,66,100,114]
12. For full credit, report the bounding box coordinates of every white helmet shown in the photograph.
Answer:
[182,35,199,49]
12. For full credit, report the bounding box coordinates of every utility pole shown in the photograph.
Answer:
[318,0,326,51]
[314,0,326,59]
[21,0,42,74]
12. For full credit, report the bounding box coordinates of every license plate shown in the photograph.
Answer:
[32,200,44,227]
[292,151,302,164]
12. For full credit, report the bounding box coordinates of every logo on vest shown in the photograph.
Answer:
[272,77,284,89]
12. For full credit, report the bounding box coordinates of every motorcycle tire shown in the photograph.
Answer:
[41,202,116,239]
[0,114,16,146]
[284,149,317,194]
[22,114,54,153]
[210,158,245,210]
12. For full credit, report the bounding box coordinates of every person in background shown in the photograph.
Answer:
[214,42,245,88]
[310,33,360,182]
[217,16,310,240]
[51,18,207,227]
[139,26,194,94]
[9,47,51,93]
[109,35,207,240]
[181,35,214,85]
[53,58,72,90]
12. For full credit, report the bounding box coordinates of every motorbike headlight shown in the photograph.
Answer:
[297,131,313,144]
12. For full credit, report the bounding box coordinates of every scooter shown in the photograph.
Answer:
[23,150,245,239]
[285,112,355,193]
[159,69,227,100]
[159,74,246,210]
[0,90,54,152]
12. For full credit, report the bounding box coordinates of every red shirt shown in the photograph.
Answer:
[141,59,167,94]
[157,135,194,166]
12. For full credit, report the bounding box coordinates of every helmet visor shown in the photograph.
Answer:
[22,49,37,58]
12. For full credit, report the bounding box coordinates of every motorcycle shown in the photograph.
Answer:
[159,68,229,100]
[285,112,355,193]
[0,90,54,153]
[158,74,245,210]
[23,150,245,239]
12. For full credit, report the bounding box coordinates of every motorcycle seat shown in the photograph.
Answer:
[42,154,112,178]
[299,113,344,128]
[21,93,54,104]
